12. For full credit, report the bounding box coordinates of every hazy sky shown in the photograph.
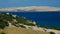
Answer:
[0,0,60,8]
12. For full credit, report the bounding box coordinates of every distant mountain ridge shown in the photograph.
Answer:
[0,6,60,11]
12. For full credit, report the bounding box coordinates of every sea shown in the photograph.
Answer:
[0,11,60,28]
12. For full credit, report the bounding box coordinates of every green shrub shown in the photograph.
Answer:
[50,32,55,34]
[0,21,9,29]
[0,32,6,34]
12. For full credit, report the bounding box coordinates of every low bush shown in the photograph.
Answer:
[0,32,6,34]
[50,32,55,34]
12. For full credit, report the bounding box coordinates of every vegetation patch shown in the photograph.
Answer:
[0,32,6,34]
[50,32,55,34]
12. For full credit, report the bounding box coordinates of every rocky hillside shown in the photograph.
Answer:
[0,13,36,29]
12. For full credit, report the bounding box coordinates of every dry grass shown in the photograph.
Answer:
[0,27,49,34]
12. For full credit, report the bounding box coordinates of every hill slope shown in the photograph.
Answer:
[0,13,50,34]
[0,27,49,34]
[0,13,36,29]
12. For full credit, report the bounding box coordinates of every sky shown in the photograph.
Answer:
[0,0,60,8]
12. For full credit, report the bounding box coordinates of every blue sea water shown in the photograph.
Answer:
[1,11,60,27]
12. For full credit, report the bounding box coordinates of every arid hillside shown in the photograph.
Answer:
[0,27,49,34]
